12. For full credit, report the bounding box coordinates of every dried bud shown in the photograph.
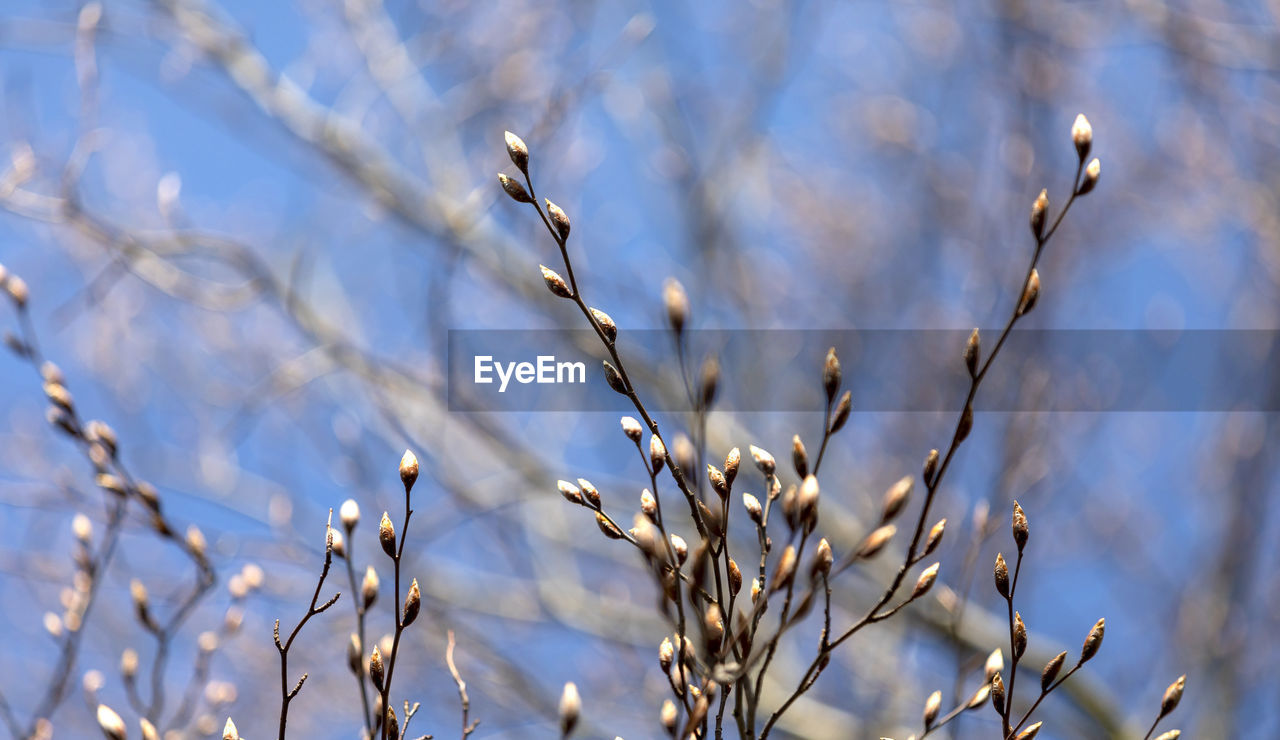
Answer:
[991,672,1006,715]
[923,448,939,485]
[1041,651,1067,690]
[749,445,776,476]
[994,553,1010,598]
[546,199,571,241]
[858,524,897,559]
[498,173,532,203]
[1030,189,1048,241]
[362,565,379,609]
[791,435,809,479]
[1013,611,1027,659]
[770,545,797,592]
[1072,113,1092,160]
[965,328,981,378]
[1078,157,1101,195]
[724,447,740,486]
[742,493,763,525]
[1079,618,1105,664]
[540,264,573,299]
[603,361,627,394]
[812,538,833,578]
[660,699,677,736]
[621,416,643,442]
[699,355,719,409]
[882,475,913,523]
[728,558,742,595]
[913,562,940,599]
[340,498,360,532]
[924,689,942,729]
[628,491,651,523]
[97,704,126,740]
[663,278,688,335]
[504,131,529,172]
[559,682,581,737]
[369,646,385,690]
[1016,721,1043,739]
[379,512,396,557]
[708,465,728,498]
[1018,269,1041,316]
[1161,675,1186,718]
[222,717,239,740]
[1012,500,1029,552]
[650,435,667,472]
[596,512,624,540]
[591,308,617,342]
[985,648,1004,681]
[830,390,852,433]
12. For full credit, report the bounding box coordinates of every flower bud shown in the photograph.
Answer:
[399,449,419,490]
[823,347,841,403]
[994,553,1010,597]
[498,173,532,203]
[379,512,396,557]
[223,718,239,740]
[540,265,573,298]
[97,704,126,740]
[620,416,643,441]
[369,646,385,690]
[559,682,581,737]
[724,447,740,487]
[791,435,808,479]
[1041,651,1067,691]
[830,390,852,433]
[1071,114,1092,160]
[1012,500,1029,552]
[1030,189,1048,241]
[362,565,379,609]
[965,328,981,377]
[402,578,421,627]
[1161,675,1186,718]
[663,278,688,335]
[340,498,360,532]
[504,131,529,172]
[603,361,627,394]
[1079,618,1105,664]
[924,690,942,729]
[1078,157,1101,195]
[591,308,617,342]
[749,445,775,476]
[913,562,939,599]
[546,199,571,241]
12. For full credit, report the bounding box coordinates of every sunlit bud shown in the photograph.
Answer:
[704,604,724,647]
[798,475,820,526]
[669,534,688,565]
[991,672,1006,715]
[913,562,940,599]
[830,390,852,433]
[559,682,581,737]
[96,704,126,740]
[1014,611,1027,659]
[659,636,674,671]
[751,577,762,604]
[1161,675,1186,718]
[742,493,763,525]
[923,448,939,485]
[379,512,396,557]
[546,199,571,241]
[749,445,776,476]
[1078,157,1101,195]
[858,524,896,559]
[823,347,842,403]
[1072,113,1092,160]
[1079,618,1106,664]
[121,648,139,679]
[673,434,695,475]
[965,328,981,378]
[663,278,688,335]
[43,612,62,637]
[699,355,719,409]
[362,565,379,609]
[577,479,600,508]
[402,578,421,627]
[994,553,1010,597]
[139,718,159,740]
[222,718,239,740]
[724,447,740,487]
[1041,651,1067,690]
[347,634,362,674]
[1152,731,1181,740]
[591,308,617,342]
[603,361,627,395]
[707,465,728,499]
[498,173,532,203]
[5,275,28,307]
[504,131,529,172]
[967,683,991,709]
[399,449,419,490]
[1016,722,1043,739]
[620,416,643,442]
[985,648,1004,682]
[640,489,657,521]
[660,699,677,736]
[1012,501,1029,552]
[791,436,808,479]
[728,558,742,595]
[770,545,797,593]
[1019,270,1041,317]
[340,499,360,532]
[385,707,398,740]
[596,512,624,540]
[540,265,573,298]
[186,525,207,558]
[924,689,942,729]
[73,514,92,543]
[881,475,913,523]
[650,435,667,472]
[1030,190,1048,241]
[369,646,385,690]
[812,538,833,578]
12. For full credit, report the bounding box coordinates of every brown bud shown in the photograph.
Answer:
[1018,269,1041,317]
[724,447,740,487]
[770,545,797,593]
[1041,651,1067,690]
[1072,113,1092,161]
[385,707,398,740]
[596,512,624,540]
[1013,611,1027,659]
[650,434,667,472]
[1079,618,1105,664]
[823,346,841,403]
[749,445,776,476]
[924,689,942,729]
[1030,189,1049,241]
[913,562,940,599]
[830,390,852,433]
[707,464,728,498]
[1012,500,1029,552]
[1161,675,1186,718]
[663,278,688,335]
[659,637,674,671]
[994,553,1010,598]
[917,521,942,560]
[1078,158,1101,195]
[1016,722,1043,739]
[347,633,362,674]
[504,131,529,172]
[858,524,896,559]
[369,646,385,690]
[957,404,974,442]
[402,578,421,627]
[577,479,600,508]
[559,682,581,737]
[558,480,583,505]
[591,308,617,342]
[791,435,808,479]
[379,512,396,557]
[991,672,1006,715]
[923,448,939,486]
[498,173,532,203]
[881,475,913,523]
[704,604,724,647]
[546,199,571,241]
[965,328,981,377]
[540,264,573,298]
[399,449,419,490]
[728,558,742,595]
[812,538,833,579]
[362,566,379,609]
[603,361,627,395]
[742,493,763,525]
[798,475,820,528]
